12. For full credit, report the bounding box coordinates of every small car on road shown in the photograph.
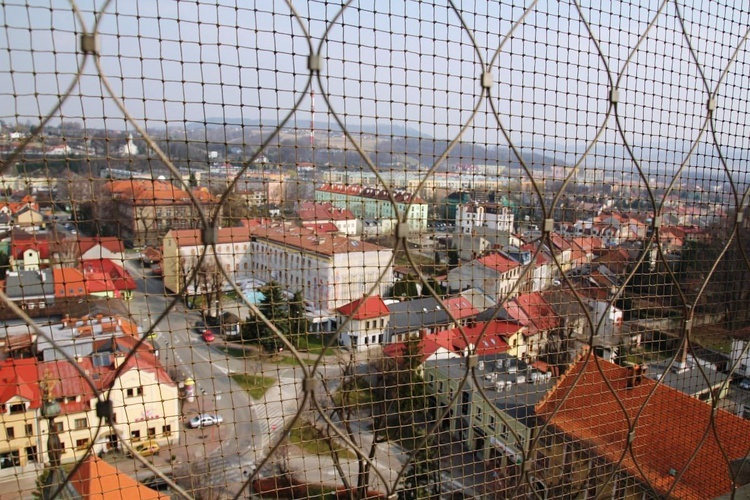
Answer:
[740,378,750,391]
[132,440,160,457]
[188,413,224,429]
[202,329,215,343]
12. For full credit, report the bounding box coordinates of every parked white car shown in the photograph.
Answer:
[188,413,224,429]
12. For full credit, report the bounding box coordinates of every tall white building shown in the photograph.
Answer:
[456,202,514,235]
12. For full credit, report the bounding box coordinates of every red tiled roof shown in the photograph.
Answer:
[166,222,388,256]
[69,455,168,499]
[477,252,520,274]
[0,358,40,409]
[382,334,456,362]
[442,296,479,320]
[53,267,88,297]
[317,183,427,204]
[81,259,137,291]
[337,295,390,320]
[298,201,356,221]
[450,321,514,355]
[514,292,559,331]
[536,355,750,499]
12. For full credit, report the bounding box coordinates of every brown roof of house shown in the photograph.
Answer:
[536,355,750,499]
[68,455,168,499]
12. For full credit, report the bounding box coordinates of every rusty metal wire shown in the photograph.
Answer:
[1,1,750,499]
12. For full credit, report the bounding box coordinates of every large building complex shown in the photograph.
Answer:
[162,222,394,313]
[315,183,428,233]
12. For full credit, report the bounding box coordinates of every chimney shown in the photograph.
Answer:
[626,365,643,389]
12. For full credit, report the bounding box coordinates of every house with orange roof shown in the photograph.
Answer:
[0,358,41,469]
[336,295,391,351]
[533,355,750,499]
[68,454,168,499]
[81,259,137,300]
[105,178,220,246]
[486,292,559,362]
[37,345,179,463]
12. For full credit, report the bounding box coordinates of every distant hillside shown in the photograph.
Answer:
[199,118,429,139]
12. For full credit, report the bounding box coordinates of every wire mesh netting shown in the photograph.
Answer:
[1,0,750,499]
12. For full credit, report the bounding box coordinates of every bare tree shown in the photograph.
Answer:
[194,257,226,319]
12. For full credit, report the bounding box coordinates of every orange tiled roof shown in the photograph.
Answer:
[337,295,389,320]
[536,355,750,499]
[477,252,520,274]
[0,358,40,409]
[69,455,168,499]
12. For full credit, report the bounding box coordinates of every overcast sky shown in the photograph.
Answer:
[1,0,749,156]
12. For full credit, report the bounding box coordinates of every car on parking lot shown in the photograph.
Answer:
[132,440,160,457]
[740,378,750,391]
[188,413,224,429]
[202,329,215,342]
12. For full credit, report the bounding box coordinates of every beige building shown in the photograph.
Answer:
[37,348,179,463]
[0,359,41,470]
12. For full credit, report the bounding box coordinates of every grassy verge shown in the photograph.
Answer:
[296,335,336,356]
[289,420,357,460]
[231,373,277,399]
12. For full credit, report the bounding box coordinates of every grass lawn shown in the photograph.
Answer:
[231,373,277,399]
[273,355,318,367]
[289,419,356,460]
[296,335,336,356]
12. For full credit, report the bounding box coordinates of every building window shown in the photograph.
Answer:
[53,422,64,433]
[25,424,33,437]
[489,415,496,430]
[0,451,20,469]
[5,427,14,439]
[9,403,25,414]
[148,427,156,438]
[131,430,141,442]
[76,438,89,450]
[163,425,172,437]
[74,418,88,430]
[475,407,483,422]
[126,387,144,398]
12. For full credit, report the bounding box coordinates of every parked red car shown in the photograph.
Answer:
[202,329,215,343]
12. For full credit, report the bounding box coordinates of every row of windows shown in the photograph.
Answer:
[131,425,171,441]
[4,424,34,439]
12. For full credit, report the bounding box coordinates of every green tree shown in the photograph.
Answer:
[188,173,198,188]
[288,290,309,348]
[421,277,445,298]
[392,275,420,299]
[447,249,460,268]
[254,281,290,352]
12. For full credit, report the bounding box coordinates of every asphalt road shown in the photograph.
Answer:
[122,257,260,462]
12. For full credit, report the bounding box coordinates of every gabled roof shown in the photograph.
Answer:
[337,295,389,320]
[477,252,520,274]
[68,455,168,499]
[4,269,55,299]
[442,296,479,321]
[536,355,750,499]
[81,259,137,291]
[0,358,40,409]
[514,292,559,332]
[449,321,515,355]
[53,267,89,298]
[297,201,356,221]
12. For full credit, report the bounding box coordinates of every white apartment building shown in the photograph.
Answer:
[162,223,393,312]
[456,202,514,235]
